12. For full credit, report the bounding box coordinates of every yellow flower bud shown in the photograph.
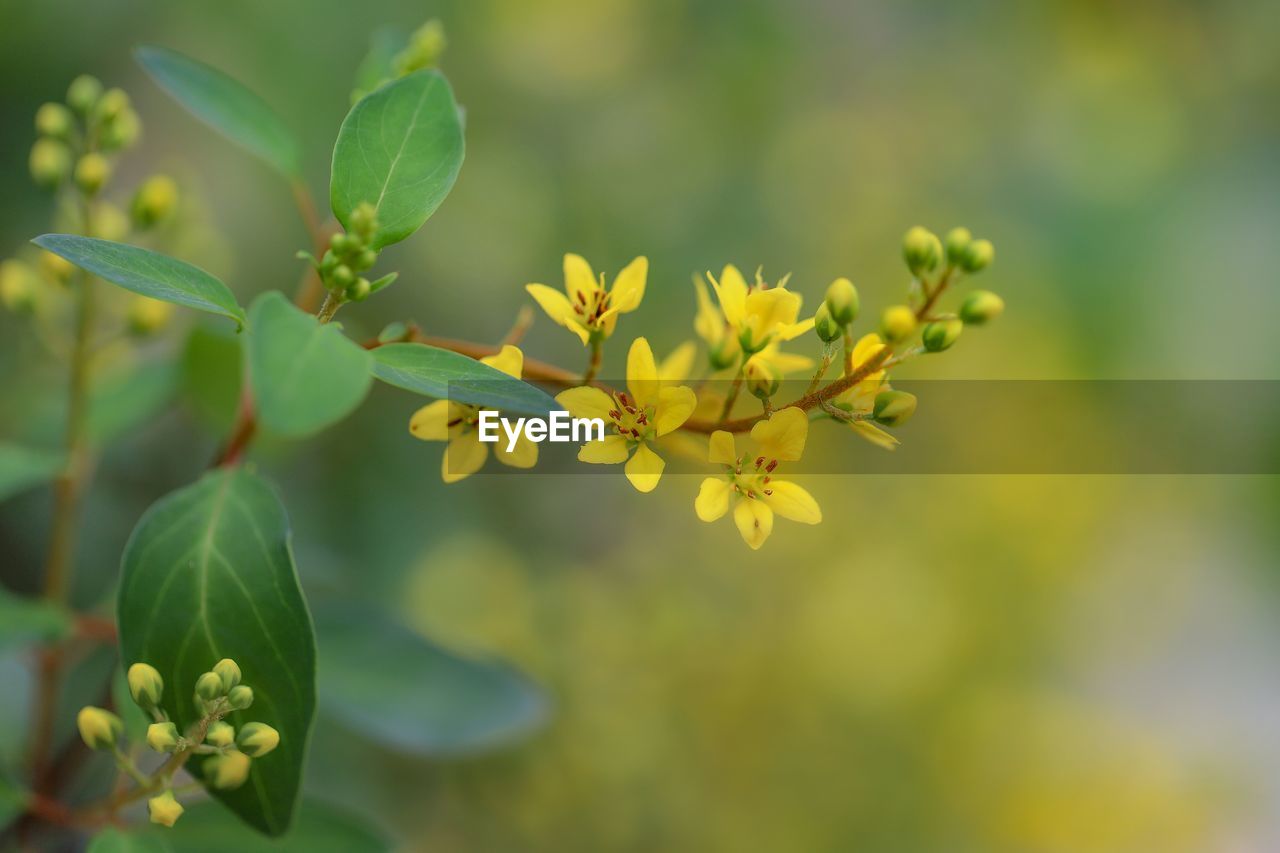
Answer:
[943,227,972,265]
[1,259,39,313]
[959,239,994,273]
[40,250,75,284]
[902,226,942,275]
[67,74,103,113]
[77,706,122,750]
[127,296,174,336]
[959,290,1004,325]
[824,277,859,325]
[131,175,178,228]
[97,88,130,122]
[93,202,130,241]
[236,722,280,758]
[813,303,841,343]
[148,790,184,827]
[146,721,180,753]
[194,671,224,702]
[206,721,235,749]
[922,318,963,352]
[212,658,242,692]
[29,138,71,189]
[205,750,252,790]
[395,19,448,75]
[35,103,74,140]
[74,153,111,195]
[127,662,164,708]
[879,305,916,343]
[745,358,779,400]
[873,390,917,427]
[226,685,254,711]
[99,108,141,151]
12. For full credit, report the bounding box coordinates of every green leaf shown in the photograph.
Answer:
[31,236,245,327]
[135,45,301,178]
[247,292,372,438]
[0,442,64,501]
[370,343,556,416]
[117,469,316,837]
[182,322,244,432]
[0,587,72,652]
[0,774,26,833]
[330,70,465,249]
[87,827,173,853]
[315,601,548,756]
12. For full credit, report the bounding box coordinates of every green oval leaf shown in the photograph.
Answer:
[0,443,65,502]
[370,343,556,416]
[31,236,245,327]
[135,46,301,178]
[0,587,72,653]
[117,469,317,837]
[314,602,548,756]
[247,292,373,438]
[330,70,465,249]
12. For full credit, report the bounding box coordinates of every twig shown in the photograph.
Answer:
[500,306,535,346]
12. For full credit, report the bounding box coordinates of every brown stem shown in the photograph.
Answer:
[315,291,343,325]
[914,265,954,322]
[581,339,603,384]
[290,181,330,313]
[500,305,535,346]
[212,390,257,469]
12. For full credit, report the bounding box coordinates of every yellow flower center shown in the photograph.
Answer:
[572,287,612,328]
[725,453,780,500]
[606,391,654,442]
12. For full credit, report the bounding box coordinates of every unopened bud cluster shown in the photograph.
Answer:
[30,75,141,194]
[312,201,397,302]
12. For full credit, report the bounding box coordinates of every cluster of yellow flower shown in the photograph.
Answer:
[410,226,1002,549]
[76,658,279,828]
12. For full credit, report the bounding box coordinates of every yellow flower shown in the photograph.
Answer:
[556,337,697,493]
[704,265,814,354]
[206,750,252,789]
[409,345,538,482]
[694,407,821,549]
[148,790,184,827]
[526,253,646,345]
[832,333,898,450]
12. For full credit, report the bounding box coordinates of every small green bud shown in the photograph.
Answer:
[236,722,280,758]
[206,721,236,749]
[195,671,224,702]
[329,233,354,255]
[902,226,942,275]
[330,264,354,288]
[814,303,842,343]
[959,239,994,273]
[148,790,184,827]
[347,277,372,301]
[708,339,738,370]
[824,277,859,325]
[320,249,338,272]
[395,19,448,75]
[96,87,129,122]
[29,138,71,189]
[212,658,242,692]
[350,202,378,239]
[35,102,74,139]
[74,153,110,195]
[77,706,123,750]
[922,318,963,352]
[1,260,40,313]
[745,359,779,400]
[959,290,1004,325]
[67,74,103,113]
[353,248,378,272]
[879,305,917,344]
[99,108,141,151]
[943,227,972,265]
[127,662,164,708]
[146,721,180,753]
[206,750,252,790]
[226,685,254,711]
[872,390,917,427]
[131,175,178,228]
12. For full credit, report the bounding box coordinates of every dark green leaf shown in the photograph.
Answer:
[0,443,64,501]
[31,236,245,327]
[135,46,301,178]
[330,71,465,249]
[351,26,408,102]
[117,469,316,837]
[0,587,72,652]
[315,601,549,756]
[370,343,556,417]
[182,322,244,432]
[247,292,372,438]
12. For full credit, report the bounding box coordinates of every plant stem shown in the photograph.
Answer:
[290,180,329,313]
[315,291,343,325]
[582,339,603,384]
[717,357,747,424]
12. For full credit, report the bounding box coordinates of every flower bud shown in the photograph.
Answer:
[879,305,916,344]
[67,74,103,113]
[205,750,251,790]
[29,138,71,189]
[148,790,184,827]
[943,227,972,265]
[131,175,178,228]
[97,87,129,122]
[128,296,174,335]
[195,671,224,702]
[872,390,917,427]
[959,239,994,273]
[74,153,110,195]
[395,19,448,74]
[330,264,354,289]
[35,103,74,140]
[77,706,122,750]
[99,108,141,151]
[206,721,235,749]
[127,662,164,708]
[40,250,74,284]
[93,202,130,241]
[347,277,371,302]
[708,338,738,370]
[745,359,779,400]
[922,318,963,352]
[146,721,180,753]
[959,290,1004,325]
[814,303,842,343]
[1,260,39,313]
[824,277,859,326]
[350,202,378,239]
[353,248,378,272]
[227,685,254,710]
[330,233,355,255]
[236,722,280,757]
[213,658,242,692]
[902,226,942,275]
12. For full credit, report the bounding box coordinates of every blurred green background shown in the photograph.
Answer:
[3,0,1280,850]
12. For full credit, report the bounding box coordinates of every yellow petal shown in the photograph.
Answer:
[708,430,737,464]
[527,284,589,344]
[851,420,900,450]
[480,344,523,379]
[695,478,733,522]
[710,265,748,327]
[749,406,808,462]
[654,385,696,436]
[556,386,615,420]
[776,316,815,342]
[762,480,821,524]
[744,287,802,336]
[693,275,723,345]
[626,337,659,409]
[733,499,774,550]
[495,433,539,469]
[610,256,647,313]
[563,253,599,304]
[658,341,697,384]
[851,332,886,367]
[578,434,630,464]
[624,441,665,492]
[409,400,452,442]
[442,434,488,483]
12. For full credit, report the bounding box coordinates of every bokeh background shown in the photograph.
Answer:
[3,0,1280,850]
